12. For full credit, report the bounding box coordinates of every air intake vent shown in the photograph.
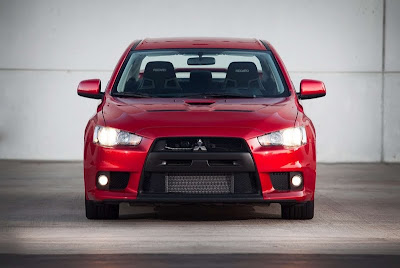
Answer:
[152,137,249,153]
[109,172,130,190]
[270,172,289,190]
[184,100,215,105]
[166,173,234,194]
[141,172,258,195]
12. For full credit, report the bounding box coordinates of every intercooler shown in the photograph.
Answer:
[165,173,234,194]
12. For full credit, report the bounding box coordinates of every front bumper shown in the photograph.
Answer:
[84,136,316,204]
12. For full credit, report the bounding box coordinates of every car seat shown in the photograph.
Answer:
[138,61,181,94]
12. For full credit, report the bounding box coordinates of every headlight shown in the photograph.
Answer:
[257,127,307,147]
[93,126,142,147]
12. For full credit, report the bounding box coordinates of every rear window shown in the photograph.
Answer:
[113,49,289,98]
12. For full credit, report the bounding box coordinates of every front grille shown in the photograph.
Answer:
[152,137,249,152]
[139,136,260,199]
[166,173,233,194]
[141,172,258,195]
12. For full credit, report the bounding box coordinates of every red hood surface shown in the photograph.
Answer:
[102,97,298,140]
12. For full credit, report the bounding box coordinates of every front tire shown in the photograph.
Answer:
[85,199,119,220]
[281,200,314,220]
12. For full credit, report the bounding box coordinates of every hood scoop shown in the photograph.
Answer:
[184,100,215,106]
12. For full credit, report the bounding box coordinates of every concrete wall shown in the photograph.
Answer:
[383,0,400,162]
[0,0,398,162]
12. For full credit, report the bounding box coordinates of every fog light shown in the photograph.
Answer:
[291,175,302,187]
[98,174,109,186]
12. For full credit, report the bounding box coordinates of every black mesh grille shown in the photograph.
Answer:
[270,172,290,190]
[166,173,233,194]
[109,172,130,190]
[152,137,249,152]
[141,172,258,195]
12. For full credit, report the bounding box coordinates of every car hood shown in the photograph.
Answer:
[102,97,298,140]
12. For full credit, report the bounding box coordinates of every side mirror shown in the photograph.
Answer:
[77,79,103,99]
[299,79,326,99]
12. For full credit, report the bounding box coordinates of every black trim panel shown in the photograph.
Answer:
[130,40,143,51]
[99,198,299,205]
[145,152,255,173]
[259,40,271,50]
[77,92,104,99]
[299,92,326,100]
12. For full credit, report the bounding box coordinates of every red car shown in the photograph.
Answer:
[78,38,326,220]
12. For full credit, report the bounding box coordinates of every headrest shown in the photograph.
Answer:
[143,61,176,80]
[141,61,179,90]
[226,62,259,84]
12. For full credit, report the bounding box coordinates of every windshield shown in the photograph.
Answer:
[112,49,289,98]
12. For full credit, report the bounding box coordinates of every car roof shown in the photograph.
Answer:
[134,37,268,51]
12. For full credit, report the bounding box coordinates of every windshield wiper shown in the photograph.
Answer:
[181,93,256,99]
[112,92,153,98]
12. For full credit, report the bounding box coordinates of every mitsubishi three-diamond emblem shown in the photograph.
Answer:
[193,139,207,151]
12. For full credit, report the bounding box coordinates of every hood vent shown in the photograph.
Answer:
[184,100,215,106]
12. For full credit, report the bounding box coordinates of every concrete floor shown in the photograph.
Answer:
[0,161,399,266]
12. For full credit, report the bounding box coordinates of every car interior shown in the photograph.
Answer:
[121,56,282,97]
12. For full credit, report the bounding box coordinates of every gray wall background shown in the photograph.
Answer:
[0,0,399,162]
